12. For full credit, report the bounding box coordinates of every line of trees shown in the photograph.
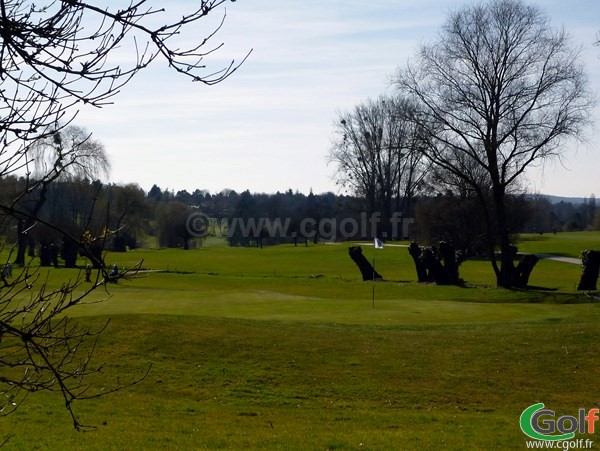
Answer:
[4,175,597,264]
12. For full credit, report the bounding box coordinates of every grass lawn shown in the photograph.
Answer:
[518,231,600,258]
[1,232,600,449]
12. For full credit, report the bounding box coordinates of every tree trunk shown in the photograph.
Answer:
[51,244,59,268]
[408,242,429,283]
[513,254,539,288]
[438,241,463,285]
[15,220,27,266]
[62,238,79,268]
[577,250,600,291]
[348,246,383,281]
[15,178,53,266]
[492,186,515,288]
[27,238,36,257]
[408,242,463,285]
[39,242,53,267]
[497,240,515,288]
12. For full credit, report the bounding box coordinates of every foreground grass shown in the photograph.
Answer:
[4,311,600,449]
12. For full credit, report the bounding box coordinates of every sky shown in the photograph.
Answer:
[76,0,600,198]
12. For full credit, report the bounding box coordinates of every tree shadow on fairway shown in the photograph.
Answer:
[512,287,591,304]
[522,286,558,292]
[378,279,413,284]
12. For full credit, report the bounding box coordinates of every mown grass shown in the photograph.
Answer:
[518,231,600,258]
[1,232,600,449]
[4,311,600,449]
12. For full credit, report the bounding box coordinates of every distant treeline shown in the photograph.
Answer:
[0,176,598,264]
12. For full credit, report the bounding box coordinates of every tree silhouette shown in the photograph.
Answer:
[396,0,594,287]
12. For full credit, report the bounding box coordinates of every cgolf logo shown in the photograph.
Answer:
[520,403,598,442]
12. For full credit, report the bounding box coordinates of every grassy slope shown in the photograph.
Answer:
[2,232,600,449]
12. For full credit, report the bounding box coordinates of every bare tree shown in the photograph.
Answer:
[395,0,594,287]
[0,0,246,430]
[31,125,111,182]
[329,95,427,238]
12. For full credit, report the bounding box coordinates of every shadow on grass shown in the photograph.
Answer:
[516,288,590,304]
[523,286,558,292]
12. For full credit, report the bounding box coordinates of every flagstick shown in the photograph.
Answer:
[372,285,375,309]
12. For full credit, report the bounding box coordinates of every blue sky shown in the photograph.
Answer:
[77,0,600,197]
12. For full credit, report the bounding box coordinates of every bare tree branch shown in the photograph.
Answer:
[329,95,429,237]
[0,0,246,429]
[0,0,250,178]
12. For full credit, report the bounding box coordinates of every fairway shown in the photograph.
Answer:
[2,232,600,449]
